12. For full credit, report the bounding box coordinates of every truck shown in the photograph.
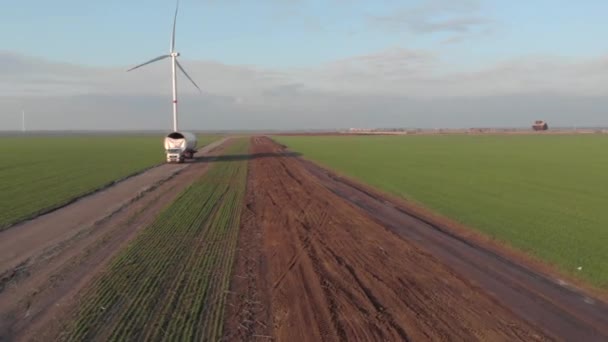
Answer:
[532,120,549,131]
[164,131,197,163]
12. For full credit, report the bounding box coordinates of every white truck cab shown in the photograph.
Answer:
[164,132,197,163]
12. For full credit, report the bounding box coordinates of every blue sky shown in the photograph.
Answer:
[1,0,607,130]
[3,0,607,68]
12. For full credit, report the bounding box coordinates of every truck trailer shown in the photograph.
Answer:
[164,132,197,163]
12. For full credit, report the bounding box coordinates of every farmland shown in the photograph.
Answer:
[0,135,219,230]
[60,138,248,341]
[276,135,608,287]
[222,137,555,341]
[1,135,607,341]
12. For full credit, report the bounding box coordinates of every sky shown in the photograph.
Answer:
[1,0,607,130]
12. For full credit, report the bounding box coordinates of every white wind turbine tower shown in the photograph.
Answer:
[21,109,26,133]
[127,0,201,132]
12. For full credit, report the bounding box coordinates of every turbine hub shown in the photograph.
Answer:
[171,52,180,57]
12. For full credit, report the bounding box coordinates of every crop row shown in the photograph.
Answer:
[60,138,249,341]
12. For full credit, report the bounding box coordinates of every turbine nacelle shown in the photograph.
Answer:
[171,52,180,57]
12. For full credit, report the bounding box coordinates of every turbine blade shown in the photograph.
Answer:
[176,60,201,92]
[127,55,171,72]
[170,0,179,52]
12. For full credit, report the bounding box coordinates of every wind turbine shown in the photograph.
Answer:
[127,0,201,132]
[21,109,26,133]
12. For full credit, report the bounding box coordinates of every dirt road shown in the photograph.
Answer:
[225,137,556,341]
[0,138,228,341]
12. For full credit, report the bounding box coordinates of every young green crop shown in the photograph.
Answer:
[61,138,249,341]
[0,135,220,230]
[276,134,608,288]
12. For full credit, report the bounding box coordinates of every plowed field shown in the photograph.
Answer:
[225,137,557,341]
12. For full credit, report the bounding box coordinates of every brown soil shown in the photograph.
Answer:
[298,155,608,305]
[224,136,554,342]
[0,138,229,341]
[3,135,606,341]
[223,150,273,342]
[298,156,608,341]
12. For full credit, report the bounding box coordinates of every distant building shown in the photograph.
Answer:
[532,120,549,131]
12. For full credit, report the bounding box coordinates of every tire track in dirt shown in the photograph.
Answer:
[298,152,608,342]
[225,136,550,342]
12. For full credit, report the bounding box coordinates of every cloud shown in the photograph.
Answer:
[370,0,490,42]
[3,49,608,99]
[294,49,608,98]
[3,92,608,131]
[0,51,291,98]
[263,83,307,97]
[1,49,608,130]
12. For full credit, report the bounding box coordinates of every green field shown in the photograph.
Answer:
[276,135,608,287]
[62,139,248,341]
[0,135,219,230]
